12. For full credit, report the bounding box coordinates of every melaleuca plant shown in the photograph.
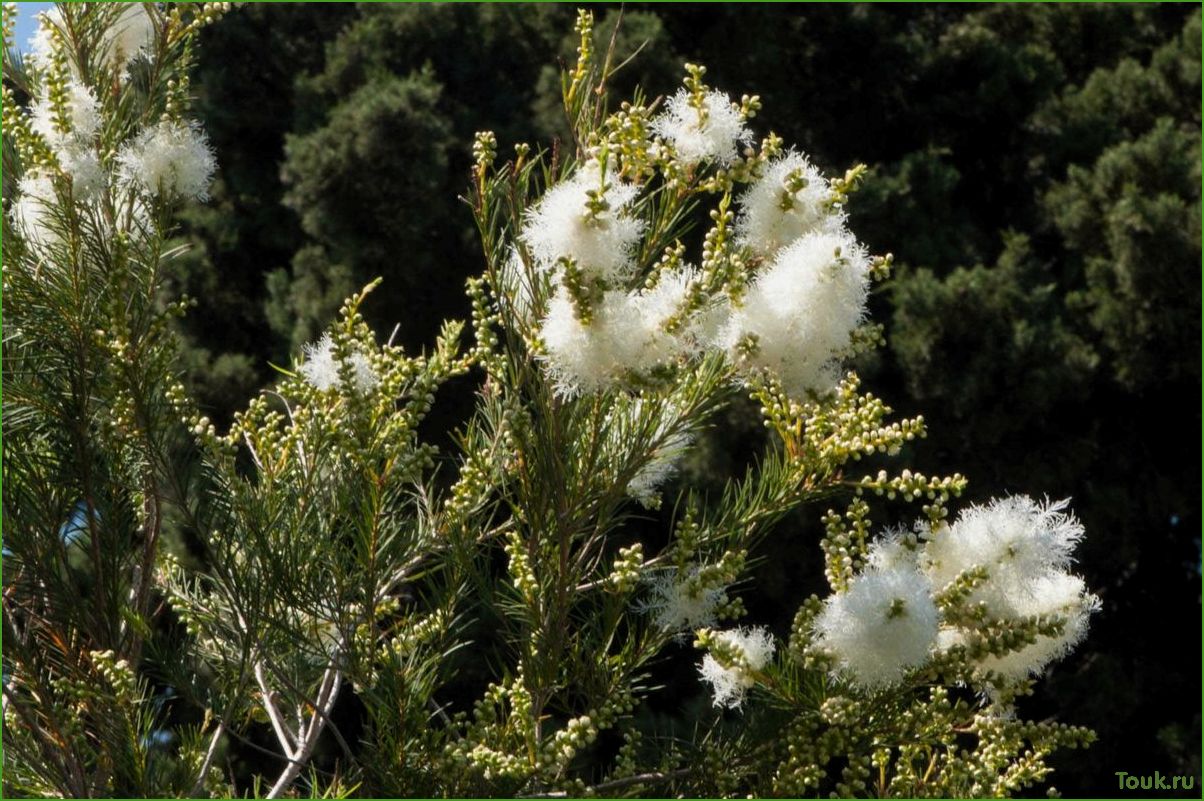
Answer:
[2,3,230,796]
[442,11,1097,797]
[160,288,477,798]
[3,5,1099,799]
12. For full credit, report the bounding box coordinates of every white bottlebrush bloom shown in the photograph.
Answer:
[634,264,708,354]
[30,81,102,149]
[538,272,697,396]
[29,4,154,72]
[117,120,216,201]
[698,627,775,709]
[29,82,106,198]
[627,429,693,508]
[104,3,156,70]
[922,496,1084,614]
[539,288,636,395]
[521,159,644,282]
[11,170,150,263]
[10,173,62,252]
[27,7,64,64]
[864,527,922,572]
[652,88,752,167]
[58,147,106,199]
[924,496,1098,680]
[814,564,939,688]
[642,566,727,635]
[719,230,871,399]
[299,333,379,394]
[736,151,844,256]
[977,572,1100,680]
[692,293,734,349]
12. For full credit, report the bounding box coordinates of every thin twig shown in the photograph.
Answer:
[575,552,670,593]
[254,661,296,757]
[189,721,226,797]
[260,655,355,765]
[265,663,342,799]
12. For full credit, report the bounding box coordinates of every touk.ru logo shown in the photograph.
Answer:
[1115,771,1196,792]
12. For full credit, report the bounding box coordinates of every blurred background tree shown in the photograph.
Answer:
[138,3,1199,794]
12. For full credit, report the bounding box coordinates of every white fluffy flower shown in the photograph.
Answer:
[105,3,156,70]
[719,230,870,398]
[627,429,693,508]
[977,572,1100,680]
[117,120,216,201]
[814,564,939,688]
[27,7,64,63]
[521,159,644,282]
[58,147,106,198]
[922,496,1084,613]
[736,152,844,255]
[642,566,727,635]
[539,288,636,395]
[924,496,1098,680]
[29,82,105,199]
[699,627,775,709]
[864,527,922,572]
[299,333,378,394]
[11,171,153,262]
[538,270,697,396]
[30,4,154,72]
[10,173,61,251]
[652,89,752,167]
[30,81,102,149]
[635,265,709,354]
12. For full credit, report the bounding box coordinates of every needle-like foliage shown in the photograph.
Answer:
[3,6,1099,798]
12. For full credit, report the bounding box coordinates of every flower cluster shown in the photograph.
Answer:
[29,4,154,75]
[11,77,105,252]
[117,120,215,202]
[29,80,104,197]
[518,68,869,402]
[813,495,1098,690]
[7,8,215,260]
[698,626,775,709]
[642,565,729,635]
[523,159,644,284]
[10,173,61,252]
[538,273,699,396]
[814,553,939,688]
[718,231,871,398]
[735,150,844,256]
[925,496,1101,681]
[299,332,379,394]
[652,87,752,167]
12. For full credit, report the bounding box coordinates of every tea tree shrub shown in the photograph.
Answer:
[2,6,1098,797]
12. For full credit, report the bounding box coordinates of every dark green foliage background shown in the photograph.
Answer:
[172,4,1200,795]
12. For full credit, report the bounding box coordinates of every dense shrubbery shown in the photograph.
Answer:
[2,3,1198,797]
[179,6,1199,792]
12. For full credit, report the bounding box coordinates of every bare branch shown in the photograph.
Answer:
[266,660,343,799]
[189,721,226,797]
[254,661,296,758]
